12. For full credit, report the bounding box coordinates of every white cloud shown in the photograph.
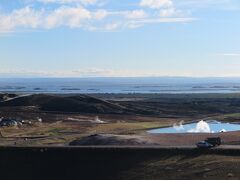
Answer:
[159,8,183,17]
[125,10,147,19]
[45,6,91,28]
[175,0,240,11]
[0,68,171,77]
[93,9,108,20]
[0,6,109,31]
[3,67,212,77]
[0,7,43,32]
[177,0,236,7]
[127,17,195,26]
[0,0,194,33]
[37,0,98,5]
[90,17,195,31]
[140,0,173,9]
[103,22,119,31]
[3,66,240,77]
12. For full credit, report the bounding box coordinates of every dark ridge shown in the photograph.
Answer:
[0,93,18,101]
[0,94,130,114]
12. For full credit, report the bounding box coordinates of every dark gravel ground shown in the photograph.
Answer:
[0,146,240,180]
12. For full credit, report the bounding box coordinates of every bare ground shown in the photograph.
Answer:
[0,93,240,179]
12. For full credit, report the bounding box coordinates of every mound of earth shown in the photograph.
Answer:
[0,94,129,114]
[69,134,157,145]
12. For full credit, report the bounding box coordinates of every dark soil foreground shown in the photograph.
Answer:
[0,146,240,180]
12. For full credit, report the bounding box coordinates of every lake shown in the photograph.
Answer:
[1,77,240,94]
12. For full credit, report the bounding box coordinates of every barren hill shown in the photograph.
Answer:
[0,94,129,114]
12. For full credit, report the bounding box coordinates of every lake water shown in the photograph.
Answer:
[1,77,240,94]
[148,120,240,134]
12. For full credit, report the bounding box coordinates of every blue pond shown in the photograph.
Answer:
[148,120,240,134]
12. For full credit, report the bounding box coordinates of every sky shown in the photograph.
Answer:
[0,0,240,77]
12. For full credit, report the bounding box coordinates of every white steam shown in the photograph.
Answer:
[173,120,184,131]
[188,120,212,133]
[169,120,230,133]
[94,116,105,124]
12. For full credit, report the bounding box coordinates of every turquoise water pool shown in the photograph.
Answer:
[148,120,240,134]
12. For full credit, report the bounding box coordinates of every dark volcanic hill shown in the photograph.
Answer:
[0,93,18,101]
[0,94,129,114]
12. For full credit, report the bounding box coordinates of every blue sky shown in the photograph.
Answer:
[0,0,240,77]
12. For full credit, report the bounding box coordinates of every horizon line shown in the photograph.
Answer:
[1,76,240,79]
